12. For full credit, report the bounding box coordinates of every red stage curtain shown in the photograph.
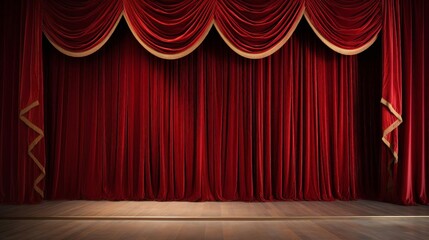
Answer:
[2,0,428,204]
[43,22,360,201]
[43,0,123,57]
[379,0,403,203]
[18,0,46,203]
[0,0,45,203]
[394,0,428,205]
[381,0,404,164]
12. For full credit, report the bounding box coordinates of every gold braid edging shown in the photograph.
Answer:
[19,101,45,198]
[380,98,403,163]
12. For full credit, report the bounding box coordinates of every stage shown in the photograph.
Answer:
[1,1,428,239]
[1,200,428,239]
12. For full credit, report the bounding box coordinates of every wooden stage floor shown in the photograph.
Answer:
[1,200,428,239]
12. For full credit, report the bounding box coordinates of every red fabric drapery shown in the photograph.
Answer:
[18,0,45,202]
[214,0,304,59]
[43,0,123,57]
[124,0,215,59]
[380,0,402,164]
[1,0,427,204]
[0,0,45,203]
[393,0,428,205]
[42,0,381,58]
[44,22,360,201]
[304,0,381,54]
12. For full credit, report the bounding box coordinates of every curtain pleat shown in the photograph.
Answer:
[1,0,22,203]
[43,22,361,201]
[389,0,428,205]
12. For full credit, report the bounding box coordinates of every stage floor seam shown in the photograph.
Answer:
[1,215,429,221]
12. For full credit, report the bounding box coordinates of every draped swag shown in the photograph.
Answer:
[44,0,381,59]
[0,0,427,204]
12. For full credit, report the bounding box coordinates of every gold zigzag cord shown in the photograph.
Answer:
[19,101,45,198]
[380,98,403,163]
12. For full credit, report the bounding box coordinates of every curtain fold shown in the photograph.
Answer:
[304,0,381,55]
[44,22,360,201]
[214,0,304,59]
[43,0,123,57]
[378,0,403,202]
[0,0,45,203]
[123,0,215,59]
[394,0,428,205]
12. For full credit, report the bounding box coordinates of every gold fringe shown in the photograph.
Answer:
[19,101,45,198]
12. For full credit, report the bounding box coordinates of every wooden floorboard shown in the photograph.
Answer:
[0,200,428,239]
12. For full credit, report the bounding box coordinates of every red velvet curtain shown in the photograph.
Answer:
[0,0,45,203]
[394,0,428,205]
[1,0,428,204]
[43,22,360,201]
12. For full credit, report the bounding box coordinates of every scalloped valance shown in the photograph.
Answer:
[43,0,381,59]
